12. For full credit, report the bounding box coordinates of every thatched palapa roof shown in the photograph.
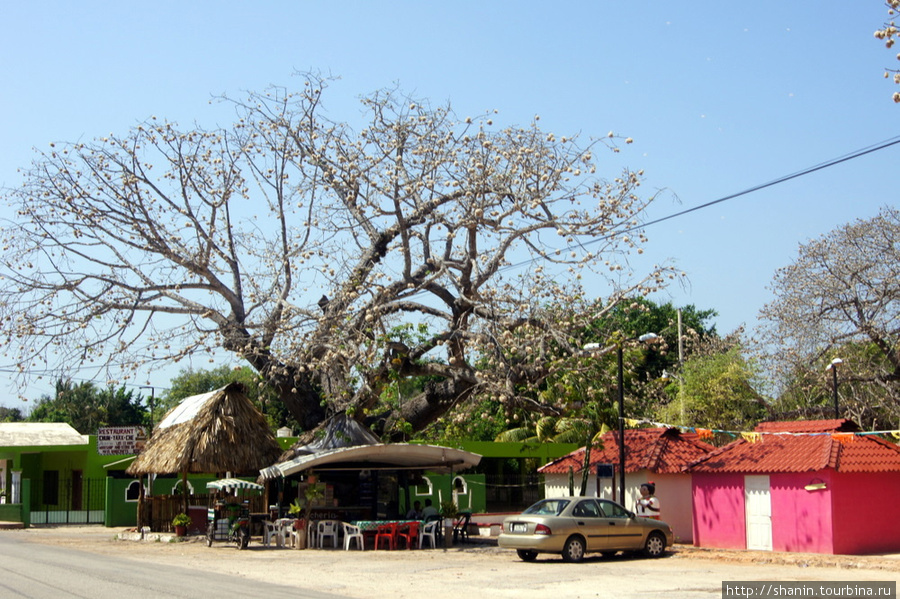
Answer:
[126,382,282,476]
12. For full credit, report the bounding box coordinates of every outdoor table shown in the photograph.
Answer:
[351,519,421,532]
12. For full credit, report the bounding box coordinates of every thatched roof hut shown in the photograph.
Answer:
[127,382,282,477]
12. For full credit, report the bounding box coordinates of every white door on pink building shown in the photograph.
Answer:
[744,475,772,550]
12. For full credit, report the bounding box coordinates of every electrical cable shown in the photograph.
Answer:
[503,134,900,272]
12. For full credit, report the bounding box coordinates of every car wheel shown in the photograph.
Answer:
[561,536,586,563]
[516,549,538,562]
[643,531,666,558]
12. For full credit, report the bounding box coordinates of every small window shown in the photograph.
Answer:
[524,499,570,516]
[125,480,144,502]
[172,480,194,496]
[573,500,601,518]
[598,499,629,518]
[415,476,433,497]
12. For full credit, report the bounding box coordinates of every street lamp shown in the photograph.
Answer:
[826,358,842,419]
[584,332,658,505]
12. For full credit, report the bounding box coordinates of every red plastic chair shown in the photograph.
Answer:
[397,521,420,549]
[375,522,398,550]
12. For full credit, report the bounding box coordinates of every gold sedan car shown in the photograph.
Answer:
[498,497,674,562]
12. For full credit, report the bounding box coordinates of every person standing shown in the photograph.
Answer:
[635,482,660,520]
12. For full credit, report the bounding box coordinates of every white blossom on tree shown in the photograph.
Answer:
[758,206,900,427]
[875,0,900,103]
[0,75,678,435]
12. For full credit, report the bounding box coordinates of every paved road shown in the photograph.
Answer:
[0,533,346,599]
[7,526,900,599]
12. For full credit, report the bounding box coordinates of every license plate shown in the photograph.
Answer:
[510,523,528,533]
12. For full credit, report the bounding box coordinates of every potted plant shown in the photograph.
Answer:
[172,512,191,537]
[288,483,324,549]
[439,501,458,547]
[288,498,305,532]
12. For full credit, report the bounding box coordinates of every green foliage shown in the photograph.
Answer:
[658,345,766,431]
[439,500,458,519]
[27,379,149,433]
[417,297,719,446]
[172,513,191,527]
[290,482,325,523]
[0,407,24,422]
[415,399,508,444]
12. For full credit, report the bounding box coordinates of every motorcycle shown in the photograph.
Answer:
[205,478,263,550]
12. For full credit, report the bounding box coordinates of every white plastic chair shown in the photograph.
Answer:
[342,522,364,550]
[307,519,318,548]
[262,520,280,547]
[317,519,339,548]
[419,519,439,549]
[276,518,295,548]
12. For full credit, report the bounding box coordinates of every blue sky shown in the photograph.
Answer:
[0,2,896,407]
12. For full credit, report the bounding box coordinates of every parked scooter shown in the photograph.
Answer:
[205,478,262,550]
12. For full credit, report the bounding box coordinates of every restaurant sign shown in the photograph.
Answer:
[97,426,148,455]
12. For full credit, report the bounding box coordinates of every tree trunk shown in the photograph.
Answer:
[373,377,477,439]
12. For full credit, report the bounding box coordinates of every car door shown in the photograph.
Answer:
[597,499,645,550]
[571,499,608,551]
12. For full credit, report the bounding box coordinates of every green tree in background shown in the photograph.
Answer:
[425,297,718,447]
[0,407,24,422]
[658,340,767,433]
[28,379,149,434]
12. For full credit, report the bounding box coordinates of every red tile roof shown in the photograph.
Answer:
[687,420,900,473]
[754,419,859,433]
[538,428,715,475]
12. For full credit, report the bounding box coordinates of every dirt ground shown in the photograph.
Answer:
[8,526,900,599]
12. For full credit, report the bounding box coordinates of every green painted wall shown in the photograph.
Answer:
[400,473,486,515]
[0,432,573,527]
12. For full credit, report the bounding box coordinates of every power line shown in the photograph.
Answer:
[633,135,900,233]
[505,134,900,272]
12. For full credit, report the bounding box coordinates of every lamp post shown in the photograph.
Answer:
[826,358,842,419]
[584,332,658,505]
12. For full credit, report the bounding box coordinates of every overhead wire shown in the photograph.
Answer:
[502,134,900,272]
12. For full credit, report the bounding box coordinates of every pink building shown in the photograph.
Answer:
[687,419,900,555]
[538,427,714,543]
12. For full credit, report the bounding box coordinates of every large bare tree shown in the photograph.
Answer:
[0,75,676,435]
[758,206,900,428]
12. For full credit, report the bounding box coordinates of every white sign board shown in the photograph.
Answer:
[97,426,147,456]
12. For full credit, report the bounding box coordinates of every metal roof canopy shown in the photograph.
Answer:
[259,443,481,479]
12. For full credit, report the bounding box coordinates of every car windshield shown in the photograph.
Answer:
[523,499,570,516]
